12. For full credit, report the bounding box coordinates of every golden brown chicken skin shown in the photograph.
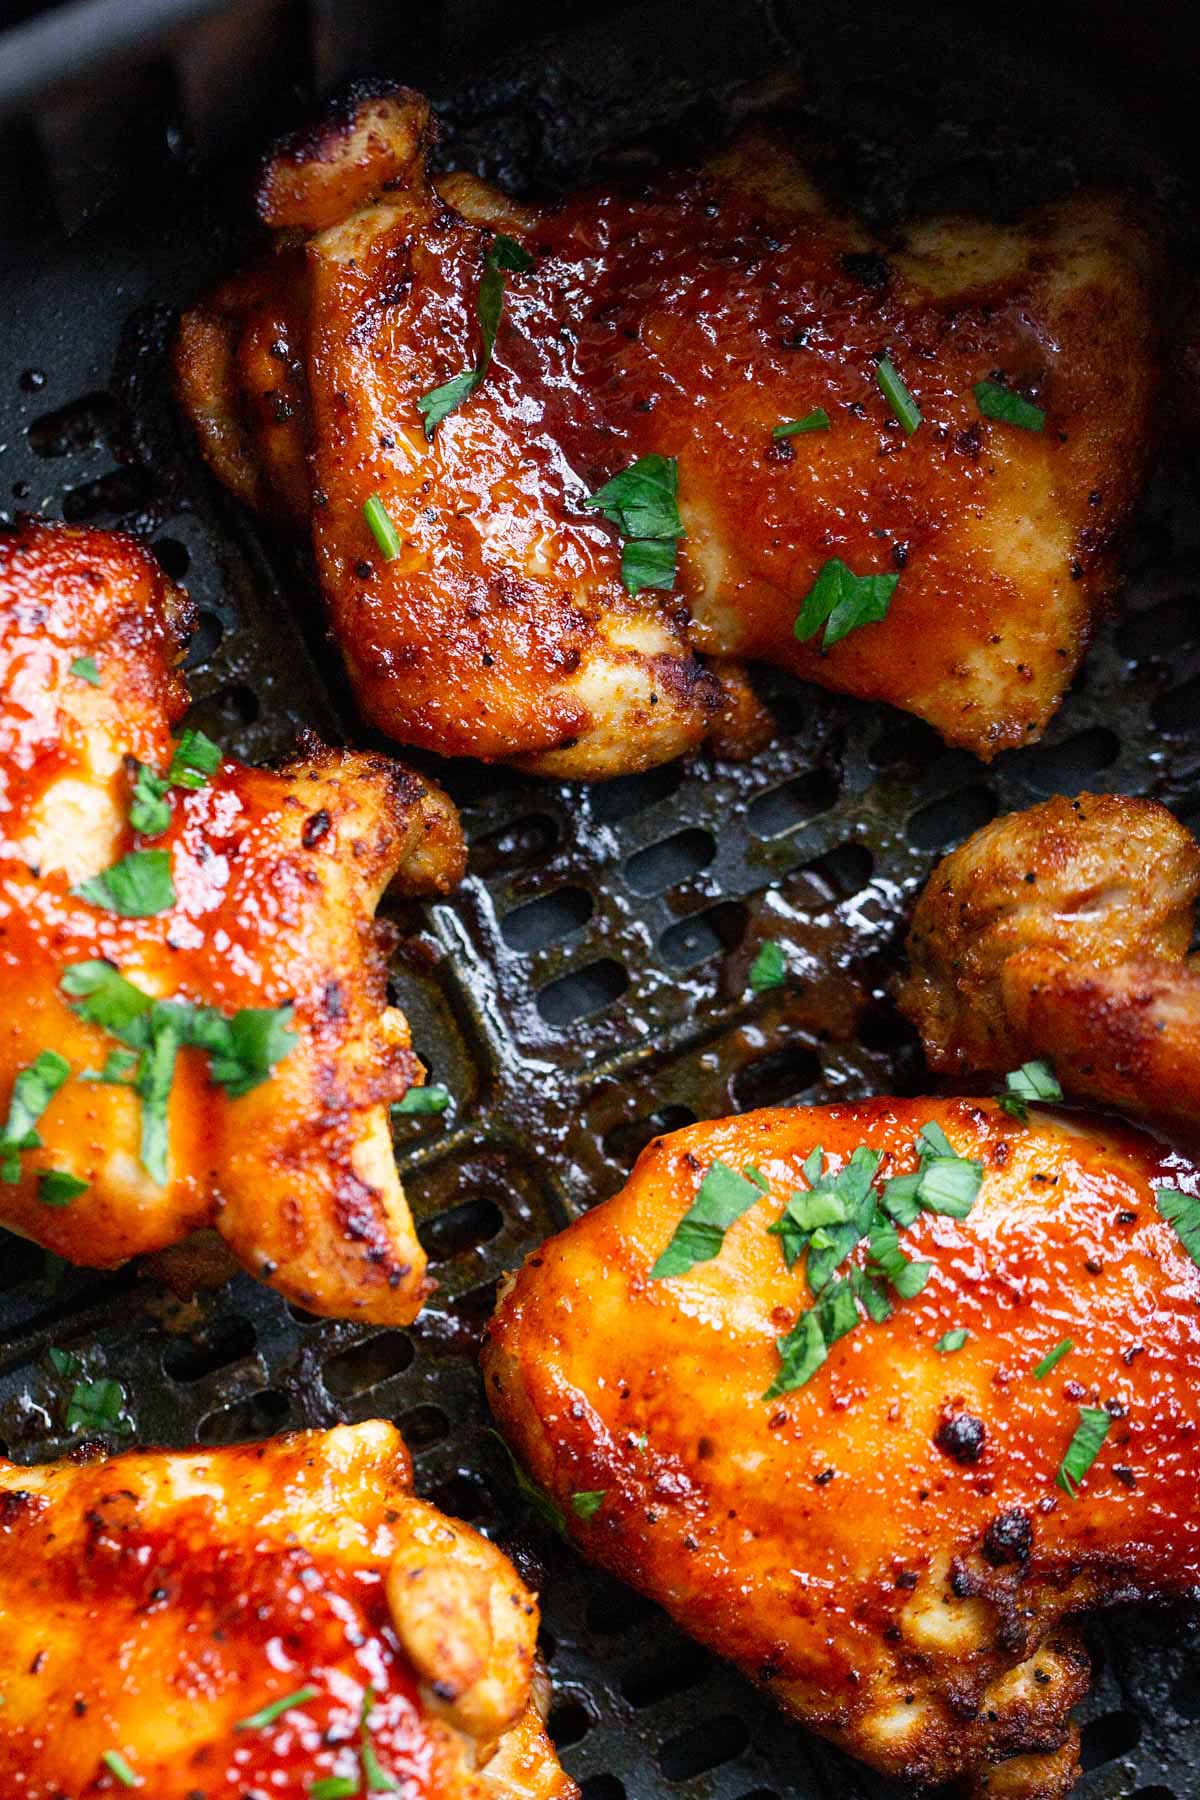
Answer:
[897,793,1200,1123]
[0,521,465,1322]
[0,1421,575,1800]
[176,86,1160,774]
[484,1098,1200,1797]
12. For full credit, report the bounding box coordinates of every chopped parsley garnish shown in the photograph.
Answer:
[749,940,787,992]
[168,728,221,791]
[773,409,830,438]
[129,762,171,837]
[875,357,922,434]
[393,1083,451,1116]
[743,1164,769,1191]
[80,1048,140,1086]
[74,848,175,917]
[101,1750,140,1788]
[1155,1184,1200,1268]
[1,1049,71,1179]
[48,1346,82,1377]
[66,1376,131,1437]
[769,1145,881,1277]
[363,493,402,560]
[974,378,1045,433]
[1055,1405,1111,1496]
[236,1686,320,1731]
[70,655,100,685]
[881,1121,983,1222]
[359,1686,396,1793]
[936,1328,969,1353]
[571,1490,606,1520]
[583,453,684,596]
[764,1308,827,1398]
[489,1428,565,1535]
[60,962,296,1184]
[866,1214,931,1299]
[310,1780,358,1800]
[652,1158,765,1278]
[794,558,899,650]
[38,1169,88,1207]
[418,233,534,437]
[999,1059,1062,1122]
[1033,1338,1074,1380]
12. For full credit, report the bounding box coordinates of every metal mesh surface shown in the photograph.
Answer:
[0,0,1198,1794]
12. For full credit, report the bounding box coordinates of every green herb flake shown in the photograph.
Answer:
[1055,1404,1112,1497]
[620,535,678,595]
[363,493,402,560]
[773,409,830,438]
[974,378,1045,433]
[1155,1184,1200,1268]
[571,1489,606,1521]
[128,762,172,837]
[936,1328,969,1353]
[66,1376,130,1437]
[418,234,534,437]
[61,961,155,1037]
[205,1005,297,1100]
[38,1168,88,1207]
[1,1049,70,1179]
[1033,1338,1074,1380]
[79,1048,141,1087]
[651,1158,765,1279]
[866,1214,931,1300]
[74,848,175,918]
[236,1686,320,1731]
[917,1154,983,1219]
[48,1346,82,1377]
[749,940,787,992]
[584,454,684,597]
[743,1164,769,1191]
[310,1779,359,1800]
[998,1059,1063,1123]
[70,655,101,686]
[489,1429,565,1536]
[393,1083,452,1116]
[875,357,922,434]
[101,1750,140,1788]
[359,1686,397,1793]
[168,728,222,792]
[763,1307,828,1399]
[794,557,899,650]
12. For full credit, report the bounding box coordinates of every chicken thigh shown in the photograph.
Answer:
[176,87,1161,775]
[897,792,1200,1123]
[0,1421,574,1800]
[485,1098,1200,1796]
[0,521,464,1322]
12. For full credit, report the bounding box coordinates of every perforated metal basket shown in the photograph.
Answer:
[1,1,1198,1795]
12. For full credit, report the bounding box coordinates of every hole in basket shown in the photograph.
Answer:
[590,761,683,824]
[1117,596,1200,660]
[579,1777,625,1800]
[748,769,840,838]
[198,682,260,729]
[183,608,225,669]
[1171,1669,1200,1718]
[161,1314,256,1383]
[659,900,747,971]
[1010,726,1120,795]
[1130,1788,1173,1799]
[586,1584,657,1634]
[470,814,559,878]
[323,1331,414,1399]
[537,958,629,1026]
[802,841,874,900]
[27,391,114,456]
[1153,676,1200,736]
[0,1232,48,1292]
[658,1714,750,1781]
[425,1469,493,1524]
[625,827,715,896]
[870,717,944,773]
[907,785,996,853]
[152,535,191,581]
[419,1197,503,1263]
[735,1790,783,1800]
[548,1694,594,1750]
[732,1044,821,1112]
[62,466,152,522]
[397,1403,449,1450]
[501,887,594,952]
[196,1388,289,1445]
[1079,1710,1142,1771]
[604,1105,697,1166]
[622,1641,712,1708]
[412,1280,499,1357]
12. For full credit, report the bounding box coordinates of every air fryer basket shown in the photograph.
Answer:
[1,0,1198,1794]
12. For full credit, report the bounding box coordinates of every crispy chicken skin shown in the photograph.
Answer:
[0,521,465,1322]
[0,1421,575,1800]
[897,793,1200,1122]
[484,1099,1200,1797]
[176,86,1160,772]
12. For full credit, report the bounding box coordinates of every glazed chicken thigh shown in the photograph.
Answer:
[485,1099,1200,1797]
[897,792,1200,1123]
[0,521,464,1322]
[177,87,1160,776]
[0,1422,574,1799]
